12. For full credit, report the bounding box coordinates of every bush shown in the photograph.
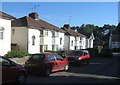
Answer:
[86,48,98,57]
[44,50,55,53]
[4,50,28,58]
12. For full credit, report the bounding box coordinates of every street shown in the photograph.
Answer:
[25,55,120,84]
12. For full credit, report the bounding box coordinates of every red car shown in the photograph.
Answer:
[66,50,91,65]
[0,56,27,84]
[25,52,69,76]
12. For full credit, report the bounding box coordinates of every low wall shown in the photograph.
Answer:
[9,56,30,65]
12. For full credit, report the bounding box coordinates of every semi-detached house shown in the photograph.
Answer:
[12,12,65,54]
[0,11,16,56]
[63,24,87,50]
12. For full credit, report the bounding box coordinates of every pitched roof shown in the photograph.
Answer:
[0,11,16,20]
[12,15,65,33]
[12,16,41,29]
[63,28,86,37]
[38,19,65,33]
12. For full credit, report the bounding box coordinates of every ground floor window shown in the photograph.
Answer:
[44,45,48,51]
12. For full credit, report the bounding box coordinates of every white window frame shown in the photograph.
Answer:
[0,27,4,40]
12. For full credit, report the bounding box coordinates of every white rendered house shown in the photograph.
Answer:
[0,11,15,56]
[63,24,87,50]
[12,12,65,53]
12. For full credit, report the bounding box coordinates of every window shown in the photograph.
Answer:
[44,30,48,36]
[32,35,36,45]
[71,40,73,46]
[60,38,62,45]
[52,45,55,51]
[2,58,11,67]
[30,54,44,61]
[48,54,55,61]
[54,54,63,60]
[0,27,4,39]
[44,45,48,51]
[80,37,82,40]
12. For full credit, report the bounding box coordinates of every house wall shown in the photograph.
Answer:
[109,34,112,48]
[28,28,40,54]
[64,35,69,50]
[44,30,52,51]
[112,42,120,48]
[0,19,11,56]
[11,27,28,53]
[57,32,65,50]
[82,37,86,49]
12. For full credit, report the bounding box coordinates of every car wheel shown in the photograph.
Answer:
[64,64,69,71]
[17,73,26,84]
[85,59,89,64]
[44,68,51,77]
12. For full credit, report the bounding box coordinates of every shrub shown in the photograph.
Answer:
[44,50,55,53]
[86,48,98,57]
[4,50,28,58]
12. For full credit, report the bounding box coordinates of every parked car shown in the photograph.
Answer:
[25,52,69,76]
[66,50,91,65]
[0,56,27,84]
[99,48,113,58]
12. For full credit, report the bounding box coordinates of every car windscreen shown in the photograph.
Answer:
[29,54,44,62]
[69,51,82,56]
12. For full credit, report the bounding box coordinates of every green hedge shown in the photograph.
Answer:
[4,50,28,58]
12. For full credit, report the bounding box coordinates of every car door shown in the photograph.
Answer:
[47,54,58,72]
[2,58,18,83]
[54,54,65,70]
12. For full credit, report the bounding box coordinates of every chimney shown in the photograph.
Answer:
[63,24,70,29]
[28,12,39,20]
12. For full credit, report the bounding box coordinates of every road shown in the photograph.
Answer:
[25,56,120,84]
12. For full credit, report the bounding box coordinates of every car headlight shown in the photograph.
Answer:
[78,57,82,60]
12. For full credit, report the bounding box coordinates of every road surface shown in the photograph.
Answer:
[25,56,120,84]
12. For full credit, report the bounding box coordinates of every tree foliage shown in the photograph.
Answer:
[69,24,116,47]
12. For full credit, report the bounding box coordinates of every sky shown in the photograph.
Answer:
[1,2,118,28]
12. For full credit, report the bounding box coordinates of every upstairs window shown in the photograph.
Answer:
[44,30,48,36]
[60,38,62,45]
[32,35,36,45]
[0,27,4,40]
[71,40,73,46]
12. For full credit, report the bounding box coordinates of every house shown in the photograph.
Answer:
[0,11,16,56]
[109,23,120,48]
[12,12,65,53]
[63,24,87,50]
[93,34,103,48]
[39,17,65,52]
[83,33,95,48]
[12,13,41,54]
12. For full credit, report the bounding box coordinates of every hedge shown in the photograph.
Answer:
[4,50,29,58]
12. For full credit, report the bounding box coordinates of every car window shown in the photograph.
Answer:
[48,54,55,61]
[69,51,82,56]
[29,54,44,61]
[83,52,88,55]
[0,58,2,66]
[54,54,63,60]
[2,58,11,67]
